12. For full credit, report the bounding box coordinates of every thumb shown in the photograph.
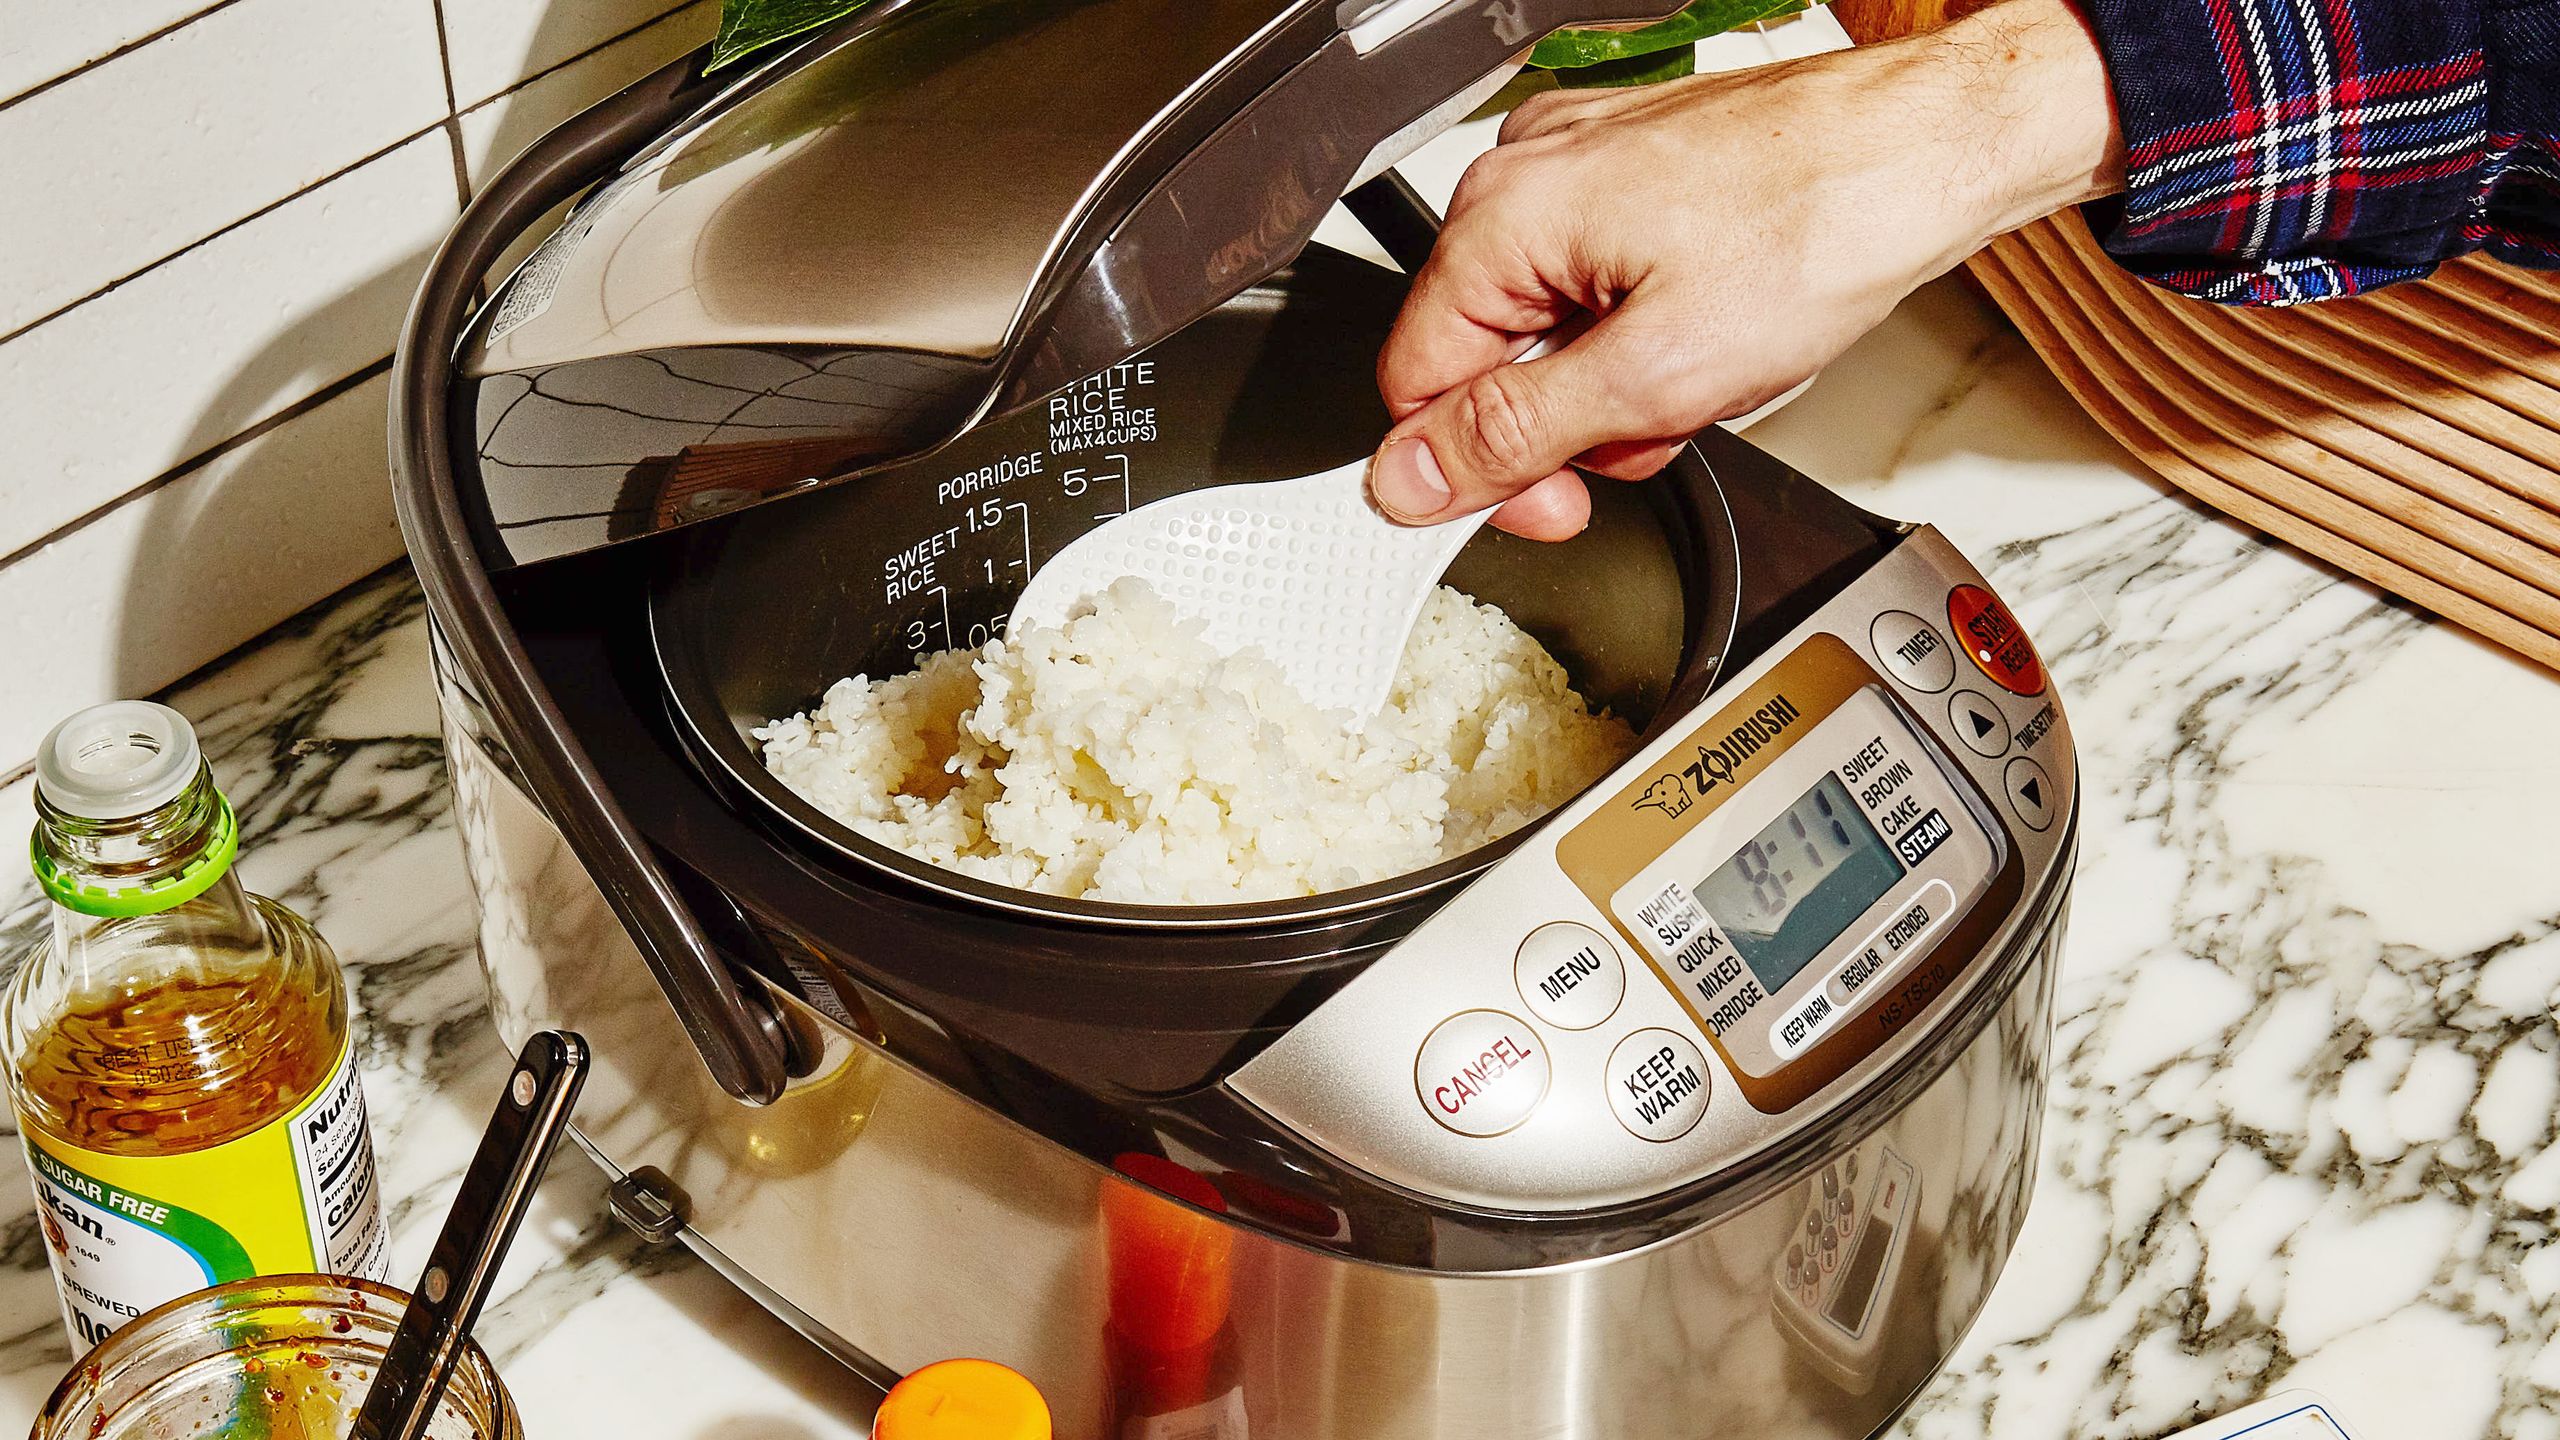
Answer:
[1366,325,1643,526]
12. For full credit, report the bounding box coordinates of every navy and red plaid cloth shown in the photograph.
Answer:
[2082,0,2560,303]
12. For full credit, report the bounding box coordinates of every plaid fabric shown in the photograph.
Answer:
[2083,0,2560,304]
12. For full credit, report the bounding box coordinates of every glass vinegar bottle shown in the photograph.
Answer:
[5,702,388,1352]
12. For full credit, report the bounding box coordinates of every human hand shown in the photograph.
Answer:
[1367,0,2124,539]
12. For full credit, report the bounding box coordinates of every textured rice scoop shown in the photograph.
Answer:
[755,579,1638,904]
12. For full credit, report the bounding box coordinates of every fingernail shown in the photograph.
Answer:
[1369,437,1452,523]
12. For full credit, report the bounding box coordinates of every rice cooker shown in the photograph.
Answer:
[388,2,2079,1435]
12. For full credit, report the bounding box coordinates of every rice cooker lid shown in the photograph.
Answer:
[449,0,1693,570]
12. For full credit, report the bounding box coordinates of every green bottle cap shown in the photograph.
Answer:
[30,701,242,918]
[32,794,238,919]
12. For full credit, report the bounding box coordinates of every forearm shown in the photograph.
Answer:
[1855,0,2127,252]
[1945,0,2127,232]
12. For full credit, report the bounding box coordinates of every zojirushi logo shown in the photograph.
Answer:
[1632,694,1803,818]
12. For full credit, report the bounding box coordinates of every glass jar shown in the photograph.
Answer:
[30,1275,520,1440]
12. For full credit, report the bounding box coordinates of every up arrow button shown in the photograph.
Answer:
[1949,690,2011,757]
[2003,756,2056,832]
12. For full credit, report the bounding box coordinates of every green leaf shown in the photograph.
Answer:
[709,0,881,72]
[1531,0,1814,70]
[1555,44,1699,87]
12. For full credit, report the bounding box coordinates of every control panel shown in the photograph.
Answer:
[1226,528,2075,1212]
[1556,637,2004,1113]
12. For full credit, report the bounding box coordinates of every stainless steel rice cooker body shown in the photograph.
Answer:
[391,7,2078,1437]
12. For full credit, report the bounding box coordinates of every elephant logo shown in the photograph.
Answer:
[1634,773,1692,819]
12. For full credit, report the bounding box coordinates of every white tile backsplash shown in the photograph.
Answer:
[440,0,696,108]
[1,0,727,767]
[0,133,453,560]
[0,0,447,336]
[0,372,402,767]
[0,0,228,103]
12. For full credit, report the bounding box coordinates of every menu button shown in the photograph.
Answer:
[1514,922,1626,1031]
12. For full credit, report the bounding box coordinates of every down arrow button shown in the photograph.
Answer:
[2003,756,2055,832]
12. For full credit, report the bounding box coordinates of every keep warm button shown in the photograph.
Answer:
[1606,1029,1711,1143]
[1415,1011,1551,1137]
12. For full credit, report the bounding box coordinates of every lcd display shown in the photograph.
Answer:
[1693,773,1904,993]
[1825,1212,1895,1332]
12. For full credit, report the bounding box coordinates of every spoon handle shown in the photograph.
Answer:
[353,1031,589,1440]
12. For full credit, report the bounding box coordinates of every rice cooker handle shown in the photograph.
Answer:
[394,45,794,1106]
[480,652,798,1106]
[507,710,798,1105]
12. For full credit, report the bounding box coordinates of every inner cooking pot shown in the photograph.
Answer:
[650,242,1738,928]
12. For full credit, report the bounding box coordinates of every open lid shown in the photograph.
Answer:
[453,0,1683,568]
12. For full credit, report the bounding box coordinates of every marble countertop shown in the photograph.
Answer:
[0,556,885,1434]
[3,268,2558,1439]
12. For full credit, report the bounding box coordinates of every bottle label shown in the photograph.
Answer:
[22,1038,389,1351]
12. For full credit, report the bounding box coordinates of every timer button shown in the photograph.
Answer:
[1869,611,1955,693]
[1513,922,1626,1031]
[1948,690,2011,757]
[1414,1011,1550,1137]
[2003,756,2056,832]
[1605,1029,1711,1142]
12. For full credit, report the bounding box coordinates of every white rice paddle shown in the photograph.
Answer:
[1009,335,1558,722]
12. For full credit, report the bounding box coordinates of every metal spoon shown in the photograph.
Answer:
[351,1031,589,1440]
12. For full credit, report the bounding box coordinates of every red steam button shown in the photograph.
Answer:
[1946,585,2046,697]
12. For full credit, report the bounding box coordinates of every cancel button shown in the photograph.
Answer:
[1606,1029,1712,1143]
[1415,1010,1551,1137]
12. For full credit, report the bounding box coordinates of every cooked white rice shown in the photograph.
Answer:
[754,580,1638,904]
